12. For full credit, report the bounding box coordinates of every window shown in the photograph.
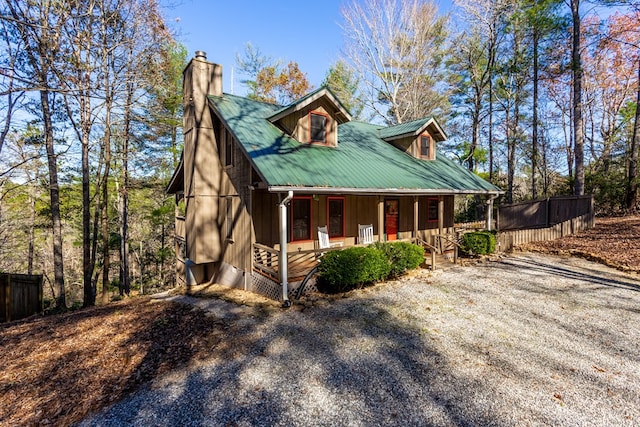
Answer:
[224,131,234,167]
[420,135,432,159]
[327,197,345,238]
[427,197,438,223]
[291,197,312,241]
[309,112,327,143]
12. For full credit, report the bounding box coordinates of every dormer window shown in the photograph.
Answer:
[309,111,327,144]
[420,134,434,160]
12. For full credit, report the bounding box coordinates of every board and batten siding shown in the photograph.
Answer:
[251,194,455,250]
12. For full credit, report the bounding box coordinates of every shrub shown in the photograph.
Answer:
[317,246,391,293]
[460,231,496,256]
[372,241,425,278]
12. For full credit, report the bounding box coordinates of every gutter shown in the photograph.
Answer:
[268,186,504,197]
[486,193,499,231]
[279,190,294,308]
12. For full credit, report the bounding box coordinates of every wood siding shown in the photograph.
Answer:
[216,125,254,274]
[278,99,339,146]
[387,131,437,160]
[251,194,456,251]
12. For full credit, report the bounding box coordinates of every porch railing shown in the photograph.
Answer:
[253,243,279,281]
[253,235,461,282]
[253,244,342,282]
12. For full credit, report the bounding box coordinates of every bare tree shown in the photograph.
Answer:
[4,0,67,309]
[0,16,25,157]
[451,0,509,173]
[571,0,585,195]
[341,0,450,124]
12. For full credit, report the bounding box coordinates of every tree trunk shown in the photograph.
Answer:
[532,27,539,199]
[488,33,496,183]
[572,0,585,196]
[101,98,112,303]
[120,77,133,296]
[626,56,640,210]
[28,186,36,275]
[81,89,95,307]
[41,90,66,310]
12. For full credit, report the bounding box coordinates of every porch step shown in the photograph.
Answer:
[423,252,457,271]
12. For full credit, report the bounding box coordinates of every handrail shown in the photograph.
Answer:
[413,237,438,251]
[434,233,461,248]
[254,242,280,255]
[433,233,459,264]
[413,237,438,271]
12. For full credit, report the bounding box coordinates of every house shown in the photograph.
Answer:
[167,51,502,304]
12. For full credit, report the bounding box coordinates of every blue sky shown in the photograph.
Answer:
[166,0,348,96]
[166,0,453,97]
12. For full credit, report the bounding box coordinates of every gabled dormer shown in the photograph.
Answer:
[267,86,352,147]
[379,117,447,161]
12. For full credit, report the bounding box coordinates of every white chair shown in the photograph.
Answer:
[318,226,343,249]
[358,224,374,245]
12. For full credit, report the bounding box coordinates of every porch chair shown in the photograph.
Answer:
[318,226,343,249]
[358,224,374,245]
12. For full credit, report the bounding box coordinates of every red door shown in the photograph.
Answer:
[385,199,399,241]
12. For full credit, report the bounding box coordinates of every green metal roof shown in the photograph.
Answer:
[379,117,430,140]
[209,93,501,195]
[267,86,352,123]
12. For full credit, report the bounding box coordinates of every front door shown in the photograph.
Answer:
[385,199,399,241]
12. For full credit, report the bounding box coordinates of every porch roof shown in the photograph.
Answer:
[209,93,502,195]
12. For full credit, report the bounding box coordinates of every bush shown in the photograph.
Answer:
[317,246,391,293]
[460,231,496,256]
[372,241,425,278]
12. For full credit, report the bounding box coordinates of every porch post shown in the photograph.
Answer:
[377,197,385,242]
[413,196,419,238]
[438,196,444,235]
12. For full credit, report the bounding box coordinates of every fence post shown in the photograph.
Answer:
[6,274,11,322]
[545,197,550,227]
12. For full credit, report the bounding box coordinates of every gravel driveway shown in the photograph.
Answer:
[79,253,640,426]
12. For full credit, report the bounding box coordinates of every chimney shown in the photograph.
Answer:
[182,51,223,264]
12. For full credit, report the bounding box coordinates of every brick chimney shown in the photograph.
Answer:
[182,52,223,265]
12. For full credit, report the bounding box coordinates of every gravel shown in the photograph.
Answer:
[78,253,640,426]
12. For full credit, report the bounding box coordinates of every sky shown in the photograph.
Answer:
[165,0,453,97]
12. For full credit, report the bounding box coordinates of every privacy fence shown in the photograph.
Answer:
[495,195,595,251]
[0,273,43,322]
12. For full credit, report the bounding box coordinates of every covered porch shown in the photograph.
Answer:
[250,189,496,300]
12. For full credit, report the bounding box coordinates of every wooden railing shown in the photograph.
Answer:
[287,249,319,280]
[253,243,279,281]
[413,237,438,271]
[433,233,460,263]
[253,244,342,282]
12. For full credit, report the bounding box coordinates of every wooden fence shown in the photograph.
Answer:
[1,273,43,322]
[497,212,595,252]
[498,195,594,231]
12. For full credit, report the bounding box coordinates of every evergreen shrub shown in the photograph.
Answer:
[372,241,425,278]
[460,231,496,256]
[317,246,391,293]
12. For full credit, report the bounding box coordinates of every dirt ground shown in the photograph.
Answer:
[1,216,638,426]
[522,215,640,273]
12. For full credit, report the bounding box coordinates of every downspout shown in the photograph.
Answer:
[279,191,294,308]
[486,194,499,231]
